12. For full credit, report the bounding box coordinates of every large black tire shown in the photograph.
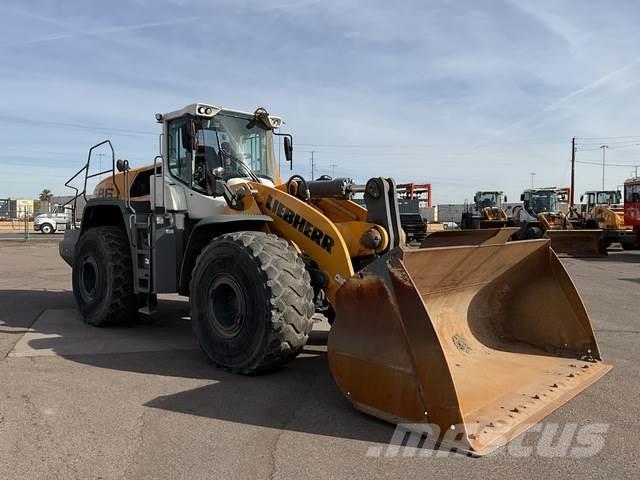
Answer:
[525,226,544,239]
[190,231,314,374]
[40,223,54,234]
[585,219,599,229]
[622,241,637,250]
[72,226,138,326]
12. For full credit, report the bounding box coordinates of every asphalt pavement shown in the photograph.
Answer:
[0,242,638,479]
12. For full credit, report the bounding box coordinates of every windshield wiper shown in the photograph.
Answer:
[211,127,260,183]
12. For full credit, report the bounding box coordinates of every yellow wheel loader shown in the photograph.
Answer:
[59,104,610,455]
[460,191,510,229]
[513,188,605,257]
[573,190,637,250]
[437,191,513,247]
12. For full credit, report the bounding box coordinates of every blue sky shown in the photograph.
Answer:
[1,0,640,203]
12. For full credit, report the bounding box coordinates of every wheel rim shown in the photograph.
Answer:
[207,274,247,339]
[79,256,98,302]
[42,225,51,234]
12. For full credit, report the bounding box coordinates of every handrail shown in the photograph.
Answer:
[62,140,117,226]
[153,155,164,213]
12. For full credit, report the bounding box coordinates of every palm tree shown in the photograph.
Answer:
[39,189,53,202]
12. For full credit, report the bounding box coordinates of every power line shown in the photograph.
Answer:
[0,113,157,138]
[575,159,640,167]
[578,135,640,140]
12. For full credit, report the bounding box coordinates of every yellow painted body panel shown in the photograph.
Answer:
[93,164,154,201]
[591,205,632,231]
[249,182,354,304]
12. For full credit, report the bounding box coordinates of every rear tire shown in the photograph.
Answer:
[525,226,544,239]
[190,231,314,374]
[72,226,138,326]
[585,219,598,229]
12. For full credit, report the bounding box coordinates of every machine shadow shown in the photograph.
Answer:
[0,289,75,332]
[1,289,397,445]
[577,252,640,263]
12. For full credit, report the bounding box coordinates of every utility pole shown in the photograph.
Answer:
[530,172,536,188]
[570,137,576,206]
[600,144,608,190]
[310,151,315,180]
[330,163,337,178]
[96,152,105,174]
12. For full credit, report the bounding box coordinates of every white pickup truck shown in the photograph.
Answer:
[33,205,73,234]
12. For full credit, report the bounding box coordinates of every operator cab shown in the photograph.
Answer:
[160,104,291,198]
[522,189,559,215]
[155,104,293,218]
[581,190,622,211]
[474,191,506,210]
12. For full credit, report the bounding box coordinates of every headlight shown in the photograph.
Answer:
[196,104,219,117]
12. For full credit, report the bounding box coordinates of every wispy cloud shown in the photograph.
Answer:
[0,9,198,48]
[0,0,639,200]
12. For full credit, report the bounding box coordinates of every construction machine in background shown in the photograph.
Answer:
[624,177,640,247]
[571,190,637,250]
[460,191,509,229]
[59,103,610,456]
[512,188,605,257]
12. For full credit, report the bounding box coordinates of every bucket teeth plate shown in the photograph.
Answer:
[544,229,605,258]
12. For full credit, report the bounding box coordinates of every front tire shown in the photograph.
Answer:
[190,231,314,374]
[525,226,544,239]
[40,223,54,234]
[72,226,138,326]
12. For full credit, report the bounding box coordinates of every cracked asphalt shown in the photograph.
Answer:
[0,241,638,479]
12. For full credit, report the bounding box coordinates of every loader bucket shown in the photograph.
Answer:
[544,229,605,258]
[421,227,519,248]
[328,236,611,456]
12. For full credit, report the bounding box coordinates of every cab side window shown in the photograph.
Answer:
[167,118,192,184]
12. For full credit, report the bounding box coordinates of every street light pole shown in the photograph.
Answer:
[570,137,576,206]
[600,145,608,190]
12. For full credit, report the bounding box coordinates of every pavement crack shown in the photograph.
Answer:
[268,372,320,480]
[119,409,147,480]
[595,328,640,334]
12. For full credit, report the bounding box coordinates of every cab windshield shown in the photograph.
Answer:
[595,191,620,205]
[528,191,558,214]
[475,192,501,209]
[195,112,275,182]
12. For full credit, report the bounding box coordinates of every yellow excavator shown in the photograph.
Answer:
[59,104,610,455]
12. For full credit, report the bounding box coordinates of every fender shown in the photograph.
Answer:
[59,199,133,267]
[250,183,355,305]
[178,214,273,295]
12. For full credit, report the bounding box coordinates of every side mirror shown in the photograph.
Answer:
[580,194,584,202]
[116,159,129,172]
[503,195,508,202]
[520,193,525,201]
[284,136,293,164]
